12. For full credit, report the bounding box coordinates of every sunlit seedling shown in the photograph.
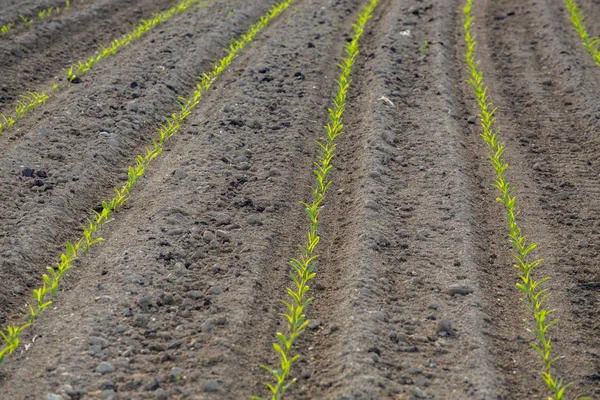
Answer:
[19,15,33,27]
[1,23,14,35]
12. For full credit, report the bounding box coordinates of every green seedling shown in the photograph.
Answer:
[252,1,379,399]
[19,15,33,27]
[420,40,429,51]
[1,23,14,35]
[38,10,47,20]
[52,83,58,92]
[0,0,294,366]
[66,0,211,82]
[565,0,600,66]
[463,1,588,399]
[65,0,71,8]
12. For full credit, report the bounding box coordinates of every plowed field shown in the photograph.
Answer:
[0,0,599,399]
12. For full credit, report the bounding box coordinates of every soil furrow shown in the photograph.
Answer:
[461,0,600,397]
[0,0,372,398]
[0,0,268,325]
[290,0,517,398]
[0,0,178,113]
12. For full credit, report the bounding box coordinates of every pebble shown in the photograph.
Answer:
[569,143,582,152]
[187,290,203,300]
[47,394,63,400]
[22,168,35,177]
[446,284,474,296]
[307,320,321,330]
[412,387,425,398]
[101,390,118,400]
[246,214,262,226]
[203,380,219,392]
[215,213,231,225]
[579,238,589,248]
[134,313,150,327]
[436,320,455,336]
[467,116,477,124]
[170,367,184,382]
[21,201,36,211]
[215,230,230,241]
[542,78,553,86]
[365,200,380,210]
[203,231,215,242]
[96,362,115,374]
[207,286,224,295]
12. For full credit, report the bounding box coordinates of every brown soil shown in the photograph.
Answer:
[0,0,599,399]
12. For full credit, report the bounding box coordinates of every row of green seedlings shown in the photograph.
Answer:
[0,0,207,136]
[564,0,600,67]
[0,91,49,133]
[1,0,74,36]
[252,0,380,398]
[66,0,210,82]
[0,0,295,364]
[463,1,587,399]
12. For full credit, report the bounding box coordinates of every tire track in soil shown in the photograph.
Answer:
[289,0,521,399]
[464,0,600,397]
[0,0,178,112]
[0,0,370,398]
[0,0,265,325]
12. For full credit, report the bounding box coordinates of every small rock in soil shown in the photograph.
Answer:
[542,78,553,86]
[467,116,477,124]
[569,144,582,152]
[207,286,224,295]
[47,394,63,400]
[436,320,455,336]
[187,290,203,300]
[307,320,321,330]
[96,362,115,374]
[579,238,589,248]
[246,214,262,226]
[203,380,219,392]
[215,213,231,225]
[22,168,35,177]
[170,367,184,382]
[36,169,48,178]
[21,201,36,211]
[365,199,380,210]
[446,284,474,296]
[203,231,215,242]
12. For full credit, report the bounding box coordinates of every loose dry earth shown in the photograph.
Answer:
[0,0,599,399]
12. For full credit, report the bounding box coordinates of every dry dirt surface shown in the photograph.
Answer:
[0,0,599,399]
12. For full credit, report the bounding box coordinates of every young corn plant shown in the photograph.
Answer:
[564,0,600,67]
[66,0,211,82]
[1,23,14,35]
[0,91,48,134]
[19,15,33,27]
[463,1,588,399]
[252,1,379,399]
[0,0,294,366]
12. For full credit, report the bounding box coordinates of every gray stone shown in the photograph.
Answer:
[207,286,224,296]
[436,320,455,336]
[215,213,231,225]
[187,290,203,300]
[203,231,215,242]
[203,380,219,392]
[365,200,380,210]
[96,362,115,374]
[170,367,184,382]
[246,214,262,226]
[22,201,37,211]
[134,313,150,327]
[446,284,474,296]
[47,395,63,400]
[215,230,230,241]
